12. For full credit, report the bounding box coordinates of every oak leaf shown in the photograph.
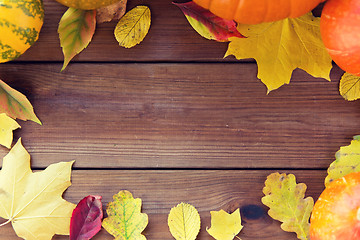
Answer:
[58,8,96,71]
[70,195,103,240]
[97,0,127,23]
[168,202,200,240]
[226,13,332,92]
[102,190,148,240]
[325,135,360,186]
[114,6,151,48]
[206,209,243,240]
[0,138,76,240]
[173,1,243,42]
[339,72,360,101]
[262,173,313,240]
[0,79,41,124]
[0,113,20,148]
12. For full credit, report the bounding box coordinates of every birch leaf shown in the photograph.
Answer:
[0,113,20,148]
[173,1,243,42]
[97,0,127,24]
[114,6,151,48]
[168,202,201,240]
[206,209,243,240]
[0,138,76,240]
[262,173,313,240]
[0,79,41,124]
[325,135,360,186]
[102,190,148,240]
[226,12,332,92]
[339,72,360,101]
[58,8,96,71]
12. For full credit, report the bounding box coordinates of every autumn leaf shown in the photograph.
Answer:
[0,113,20,148]
[206,209,243,240]
[58,8,96,71]
[168,202,201,240]
[339,72,360,101]
[0,138,76,240]
[173,1,243,42]
[0,79,41,124]
[70,195,103,240]
[102,190,148,240]
[325,135,360,186]
[114,6,151,48]
[97,0,127,24]
[226,12,332,92]
[262,173,314,240]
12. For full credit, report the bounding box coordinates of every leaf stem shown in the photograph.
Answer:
[235,236,242,240]
[0,218,12,227]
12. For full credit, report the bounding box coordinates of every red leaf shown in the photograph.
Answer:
[173,1,244,41]
[70,195,103,240]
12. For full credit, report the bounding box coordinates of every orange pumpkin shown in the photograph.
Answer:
[193,0,324,24]
[310,172,360,239]
[320,0,360,76]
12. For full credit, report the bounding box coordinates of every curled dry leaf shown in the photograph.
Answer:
[70,195,103,240]
[96,0,127,23]
[0,113,20,148]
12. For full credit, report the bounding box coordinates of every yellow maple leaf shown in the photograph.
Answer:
[168,202,200,240]
[102,190,148,240]
[339,72,360,101]
[0,138,75,240]
[0,113,20,148]
[262,173,313,240]
[206,209,243,240]
[225,12,332,92]
[114,6,151,48]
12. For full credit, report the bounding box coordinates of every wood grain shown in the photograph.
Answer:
[0,63,356,169]
[0,170,326,240]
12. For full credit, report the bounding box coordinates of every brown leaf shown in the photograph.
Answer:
[96,0,127,23]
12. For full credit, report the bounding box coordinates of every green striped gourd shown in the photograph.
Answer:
[54,0,119,10]
[0,0,44,63]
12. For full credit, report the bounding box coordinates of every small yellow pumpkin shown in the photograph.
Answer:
[0,0,44,63]
[54,0,120,10]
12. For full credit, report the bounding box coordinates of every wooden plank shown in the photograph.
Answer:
[17,0,231,62]
[0,63,356,169]
[0,170,327,239]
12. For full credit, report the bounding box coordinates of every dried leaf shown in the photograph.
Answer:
[0,79,41,124]
[58,8,96,71]
[325,135,360,186]
[70,195,103,240]
[96,0,127,23]
[173,1,243,42]
[339,72,360,101]
[114,6,151,48]
[102,190,148,240]
[0,138,76,240]
[168,202,201,240]
[262,173,314,240]
[226,12,332,92]
[206,209,243,240]
[0,113,20,148]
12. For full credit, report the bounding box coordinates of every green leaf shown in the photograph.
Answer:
[102,190,148,240]
[262,173,314,240]
[0,79,41,124]
[339,72,360,101]
[58,8,96,71]
[325,135,360,186]
[168,202,200,240]
[114,6,151,48]
[225,12,332,92]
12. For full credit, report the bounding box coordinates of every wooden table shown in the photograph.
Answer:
[0,0,358,239]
